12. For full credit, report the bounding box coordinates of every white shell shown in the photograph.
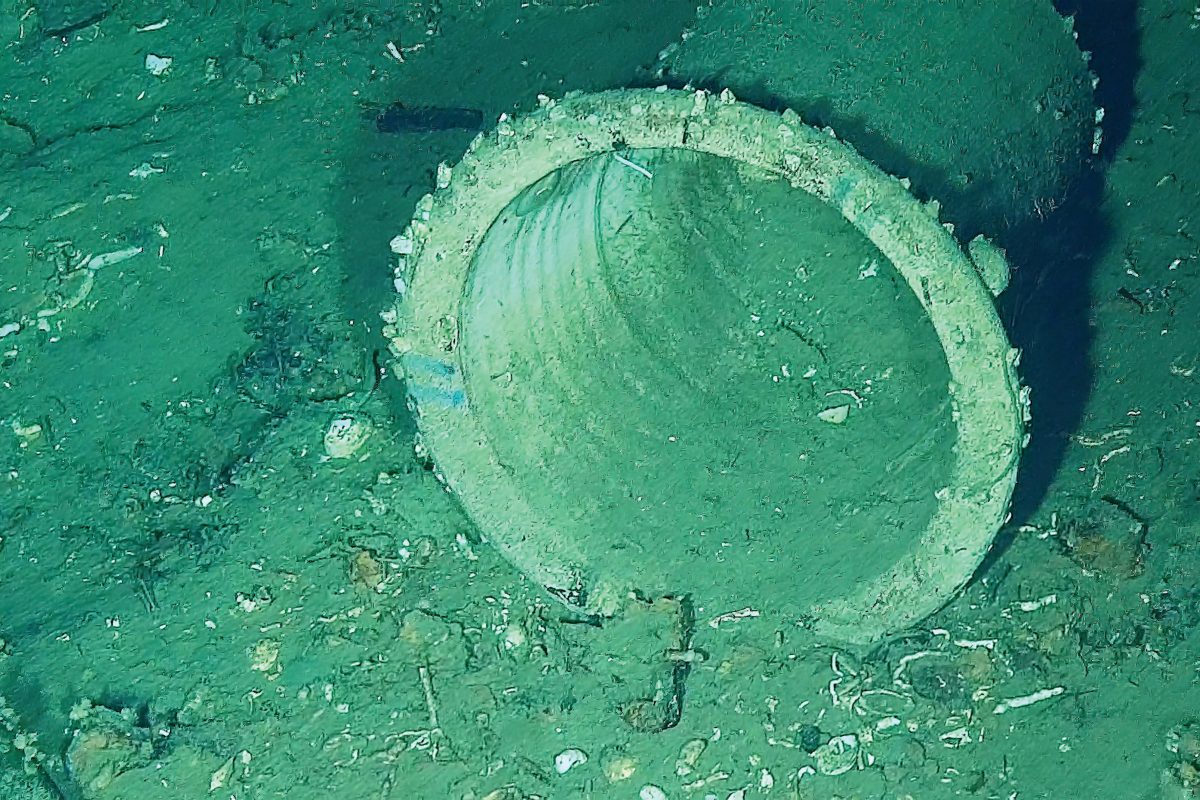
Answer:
[324,413,372,459]
[554,747,588,774]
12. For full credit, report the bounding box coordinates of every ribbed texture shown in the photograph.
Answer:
[459,149,956,615]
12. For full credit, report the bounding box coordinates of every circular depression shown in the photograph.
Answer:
[462,147,955,617]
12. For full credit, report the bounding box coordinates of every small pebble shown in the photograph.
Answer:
[640,785,667,800]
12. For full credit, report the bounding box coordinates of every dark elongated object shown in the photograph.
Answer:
[374,103,484,134]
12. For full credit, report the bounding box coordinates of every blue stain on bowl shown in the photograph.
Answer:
[829,173,860,207]
[402,353,468,410]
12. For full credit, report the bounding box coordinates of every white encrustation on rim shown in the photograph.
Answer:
[383,88,1027,644]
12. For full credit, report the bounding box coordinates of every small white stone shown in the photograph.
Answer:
[554,747,587,775]
[389,235,414,255]
[640,786,667,800]
[502,623,526,650]
[10,420,42,440]
[817,404,850,424]
[145,53,173,76]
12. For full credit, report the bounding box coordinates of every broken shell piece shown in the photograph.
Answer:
[324,413,372,459]
[210,755,235,792]
[248,639,281,676]
[817,404,851,424]
[210,750,252,793]
[554,747,588,774]
[11,420,43,442]
[674,738,707,777]
[55,267,95,310]
[812,733,862,776]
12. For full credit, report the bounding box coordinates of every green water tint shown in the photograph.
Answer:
[0,1,1197,799]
